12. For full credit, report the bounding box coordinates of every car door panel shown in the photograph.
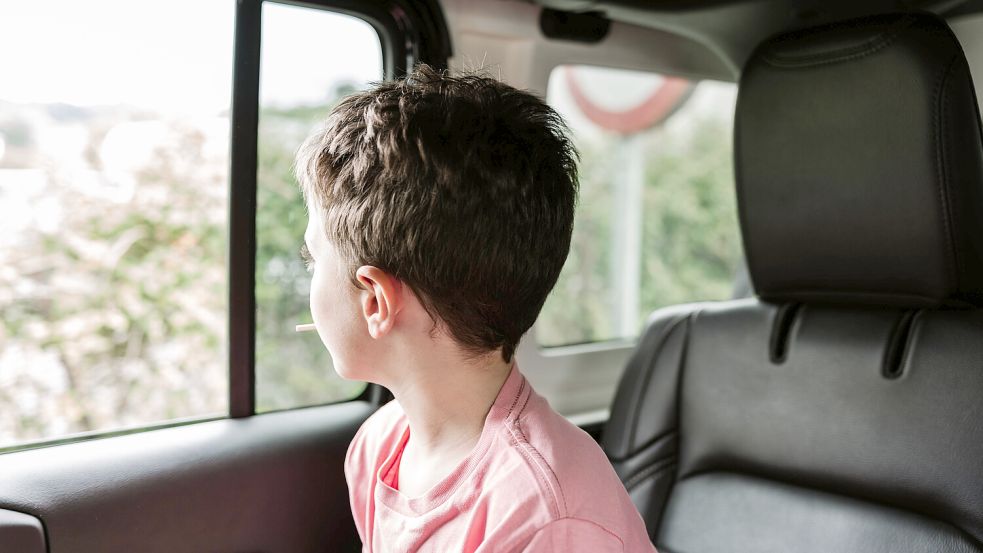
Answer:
[0,401,373,553]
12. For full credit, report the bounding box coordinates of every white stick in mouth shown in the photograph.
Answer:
[295,323,316,332]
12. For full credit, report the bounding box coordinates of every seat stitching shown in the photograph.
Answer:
[624,457,677,491]
[673,310,699,480]
[762,289,941,303]
[627,315,690,453]
[934,54,960,291]
[761,16,913,68]
[612,429,677,464]
[943,57,963,283]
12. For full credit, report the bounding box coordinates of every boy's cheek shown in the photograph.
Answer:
[308,275,338,355]
[309,274,370,381]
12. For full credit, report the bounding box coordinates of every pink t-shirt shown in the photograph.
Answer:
[344,364,658,552]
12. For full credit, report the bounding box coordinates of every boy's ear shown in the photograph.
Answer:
[355,266,402,339]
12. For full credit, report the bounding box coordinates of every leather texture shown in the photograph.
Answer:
[0,401,373,553]
[608,300,983,551]
[0,509,46,553]
[660,473,980,553]
[736,13,983,307]
[604,11,983,552]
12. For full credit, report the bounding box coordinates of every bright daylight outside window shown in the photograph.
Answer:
[254,3,382,411]
[537,65,746,347]
[0,0,234,449]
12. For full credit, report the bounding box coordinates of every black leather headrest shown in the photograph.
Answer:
[736,12,983,308]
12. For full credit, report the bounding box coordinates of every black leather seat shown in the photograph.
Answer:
[603,12,983,553]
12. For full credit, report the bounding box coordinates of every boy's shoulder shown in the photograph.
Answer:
[489,385,655,551]
[503,389,625,511]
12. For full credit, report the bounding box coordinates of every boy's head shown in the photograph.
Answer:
[295,64,577,367]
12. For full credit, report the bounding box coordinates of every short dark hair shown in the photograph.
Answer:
[295,64,578,362]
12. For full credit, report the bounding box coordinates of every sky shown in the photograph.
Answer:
[0,0,383,113]
[0,0,734,132]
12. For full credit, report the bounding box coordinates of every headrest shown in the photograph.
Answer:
[736,12,983,308]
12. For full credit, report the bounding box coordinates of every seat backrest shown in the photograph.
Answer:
[603,12,983,553]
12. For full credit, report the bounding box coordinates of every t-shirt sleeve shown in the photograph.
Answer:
[519,518,626,553]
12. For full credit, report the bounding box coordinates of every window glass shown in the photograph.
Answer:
[0,0,234,448]
[254,3,382,411]
[537,65,745,347]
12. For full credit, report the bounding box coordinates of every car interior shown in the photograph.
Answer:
[2,0,983,551]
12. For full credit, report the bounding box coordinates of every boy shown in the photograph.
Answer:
[294,64,656,552]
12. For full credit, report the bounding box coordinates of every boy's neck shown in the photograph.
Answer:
[385,348,513,462]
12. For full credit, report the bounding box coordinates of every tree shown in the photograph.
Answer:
[537,87,743,346]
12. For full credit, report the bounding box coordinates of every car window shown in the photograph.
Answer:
[537,64,746,347]
[0,0,383,450]
[0,0,235,450]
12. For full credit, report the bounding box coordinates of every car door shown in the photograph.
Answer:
[0,1,448,551]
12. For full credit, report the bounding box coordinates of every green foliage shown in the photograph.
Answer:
[0,123,228,442]
[254,106,365,412]
[638,115,743,313]
[536,139,617,346]
[537,88,744,346]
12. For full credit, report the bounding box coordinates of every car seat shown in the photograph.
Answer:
[602,12,983,553]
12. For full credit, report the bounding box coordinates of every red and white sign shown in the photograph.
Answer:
[563,67,693,134]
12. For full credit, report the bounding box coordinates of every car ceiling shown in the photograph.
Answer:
[529,0,983,75]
